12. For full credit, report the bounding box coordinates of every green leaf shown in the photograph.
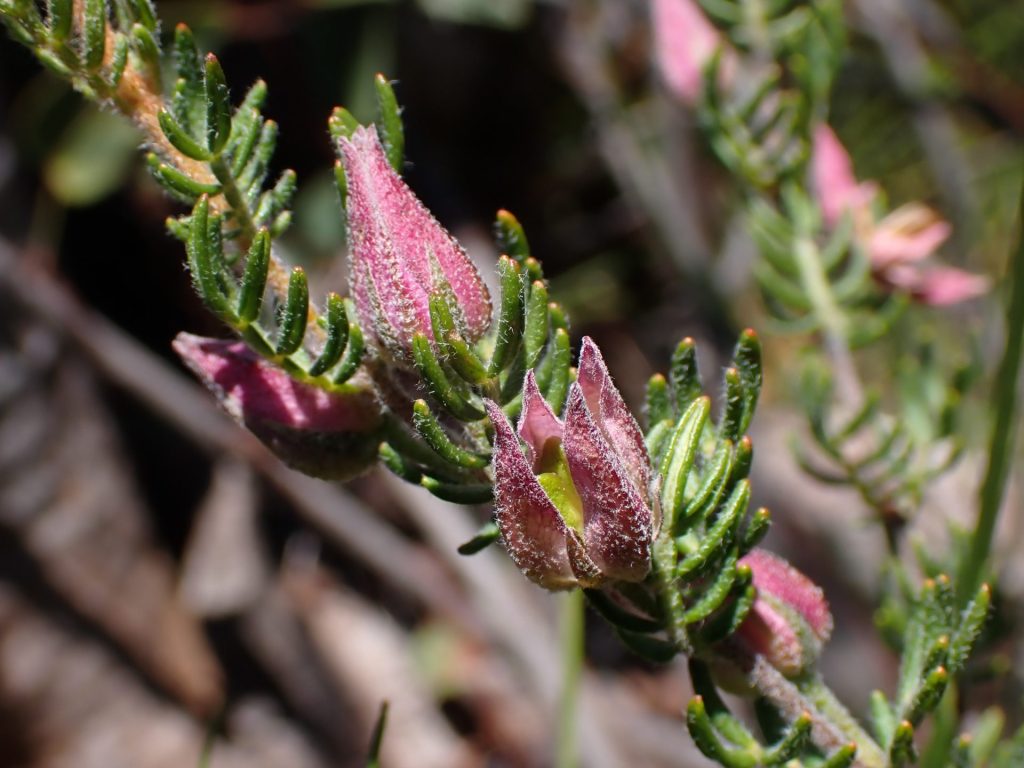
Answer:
[237,119,277,194]
[275,267,309,356]
[889,720,917,768]
[444,331,489,385]
[187,195,231,317]
[678,478,748,579]
[82,0,106,69]
[159,108,212,161]
[762,713,811,765]
[205,53,232,154]
[412,334,485,421]
[332,309,365,384]
[256,169,298,226]
[682,439,732,524]
[645,374,672,429]
[131,0,156,29]
[869,690,895,746]
[457,521,500,555]
[421,477,493,504]
[487,255,524,376]
[719,367,745,442]
[541,327,571,413]
[106,33,129,87]
[494,208,531,260]
[379,442,423,483]
[47,0,72,40]
[683,552,744,624]
[659,397,711,531]
[237,228,271,326]
[522,280,550,369]
[328,105,361,144]
[230,111,266,177]
[905,667,949,727]
[309,293,349,375]
[670,337,702,416]
[820,744,858,768]
[374,73,404,172]
[615,628,679,663]
[146,153,221,200]
[685,697,758,768]
[129,22,161,87]
[584,589,663,633]
[738,507,770,554]
[412,400,489,469]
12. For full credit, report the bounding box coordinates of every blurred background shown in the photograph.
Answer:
[0,0,1023,766]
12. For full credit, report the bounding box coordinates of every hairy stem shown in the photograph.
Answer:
[750,658,886,768]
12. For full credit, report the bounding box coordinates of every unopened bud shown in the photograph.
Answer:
[735,549,832,677]
[174,333,383,480]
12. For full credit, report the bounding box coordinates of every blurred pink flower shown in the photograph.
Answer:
[735,549,832,677]
[339,125,492,367]
[653,0,735,104]
[173,333,382,480]
[811,124,987,306]
[486,338,655,590]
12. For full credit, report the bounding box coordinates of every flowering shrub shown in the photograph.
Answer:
[1,0,1022,767]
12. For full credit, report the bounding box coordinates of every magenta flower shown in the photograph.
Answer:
[486,338,655,590]
[735,549,833,677]
[653,0,736,104]
[811,124,988,306]
[173,333,383,480]
[339,126,492,366]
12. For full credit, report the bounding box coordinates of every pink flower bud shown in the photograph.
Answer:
[487,338,655,590]
[173,333,383,480]
[653,0,736,104]
[735,549,832,677]
[866,203,951,268]
[340,126,492,366]
[811,123,987,307]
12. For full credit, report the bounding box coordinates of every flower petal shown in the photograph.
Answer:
[518,370,563,471]
[576,337,651,494]
[562,384,653,582]
[486,400,577,590]
[870,203,951,267]
[909,266,989,306]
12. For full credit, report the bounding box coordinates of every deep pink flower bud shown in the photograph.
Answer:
[340,126,492,366]
[811,123,987,306]
[735,549,833,677]
[653,0,736,104]
[173,333,383,480]
[487,338,655,590]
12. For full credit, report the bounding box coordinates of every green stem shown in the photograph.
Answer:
[555,589,585,768]
[792,235,863,405]
[210,156,258,244]
[956,183,1024,605]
